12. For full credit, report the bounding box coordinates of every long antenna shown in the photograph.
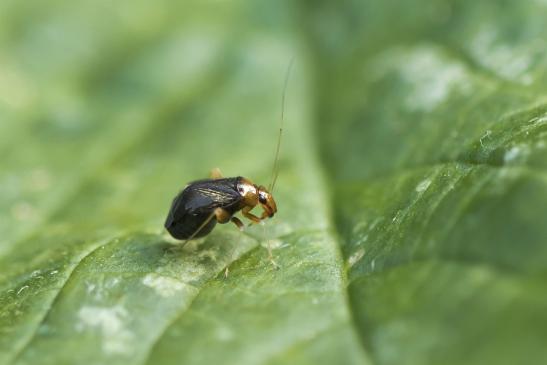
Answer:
[268,57,294,193]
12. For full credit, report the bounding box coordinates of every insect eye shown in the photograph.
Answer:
[259,193,267,204]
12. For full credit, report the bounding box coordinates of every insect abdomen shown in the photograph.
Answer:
[164,177,243,240]
[165,211,217,239]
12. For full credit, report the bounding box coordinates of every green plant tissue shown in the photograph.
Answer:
[0,1,546,365]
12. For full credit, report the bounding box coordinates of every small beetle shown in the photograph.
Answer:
[164,59,293,250]
[164,171,277,241]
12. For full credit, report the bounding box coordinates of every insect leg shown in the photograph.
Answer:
[259,206,274,219]
[231,216,244,231]
[224,216,247,278]
[214,207,232,223]
[209,168,223,179]
[241,206,262,224]
[224,217,245,278]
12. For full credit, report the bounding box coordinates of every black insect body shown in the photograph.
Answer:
[164,175,277,241]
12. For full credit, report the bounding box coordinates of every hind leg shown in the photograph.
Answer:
[224,217,246,278]
[210,168,223,179]
[210,208,240,278]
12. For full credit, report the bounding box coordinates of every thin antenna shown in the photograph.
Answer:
[268,57,294,193]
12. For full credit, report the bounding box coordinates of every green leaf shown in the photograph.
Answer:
[1,1,546,365]
[302,1,547,364]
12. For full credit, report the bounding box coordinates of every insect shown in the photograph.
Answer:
[164,60,293,262]
[164,171,278,240]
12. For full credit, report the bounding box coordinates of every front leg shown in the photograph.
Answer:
[260,206,273,219]
[242,205,262,224]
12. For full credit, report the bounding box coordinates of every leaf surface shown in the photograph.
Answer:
[1,1,547,365]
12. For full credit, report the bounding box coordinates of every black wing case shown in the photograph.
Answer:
[164,177,242,228]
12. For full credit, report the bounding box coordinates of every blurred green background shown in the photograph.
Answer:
[1,1,546,364]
